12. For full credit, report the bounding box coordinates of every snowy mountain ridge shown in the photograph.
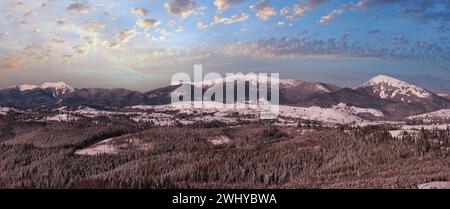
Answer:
[16,82,75,97]
[172,74,304,88]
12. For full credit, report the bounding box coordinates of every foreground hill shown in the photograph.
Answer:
[0,119,448,189]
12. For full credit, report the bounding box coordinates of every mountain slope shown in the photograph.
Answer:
[176,75,341,105]
[14,82,75,97]
[356,75,433,102]
[41,82,75,97]
[0,82,145,108]
[143,84,183,105]
[305,88,393,108]
[280,81,341,104]
[61,88,145,108]
[0,88,57,108]
[354,74,450,117]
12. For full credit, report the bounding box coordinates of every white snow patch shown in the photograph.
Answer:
[388,130,419,138]
[44,114,79,122]
[0,107,19,115]
[418,182,450,189]
[72,107,114,117]
[131,113,174,126]
[315,84,331,92]
[333,103,384,117]
[75,138,117,156]
[129,105,154,110]
[18,84,39,91]
[209,136,231,145]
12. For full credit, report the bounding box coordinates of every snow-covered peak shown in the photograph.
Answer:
[15,82,74,96]
[41,82,74,91]
[361,75,424,92]
[361,74,404,86]
[360,74,431,99]
[18,84,40,91]
[41,82,74,97]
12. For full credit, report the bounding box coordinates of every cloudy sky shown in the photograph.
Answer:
[1,0,450,91]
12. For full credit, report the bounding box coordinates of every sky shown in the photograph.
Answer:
[0,0,450,91]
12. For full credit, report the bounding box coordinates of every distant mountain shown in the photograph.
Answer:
[0,82,75,108]
[175,75,341,105]
[60,88,145,108]
[1,75,449,119]
[355,75,450,114]
[143,84,182,105]
[182,74,303,89]
[0,87,56,109]
[0,82,144,108]
[280,81,341,104]
[16,82,74,97]
[356,75,434,103]
[305,88,394,108]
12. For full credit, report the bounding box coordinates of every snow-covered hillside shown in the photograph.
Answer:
[407,109,450,121]
[278,105,364,124]
[131,102,378,124]
[41,82,75,96]
[0,107,19,115]
[332,103,384,117]
[44,114,79,122]
[75,138,117,156]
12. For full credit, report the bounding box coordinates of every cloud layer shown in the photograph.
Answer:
[164,0,197,18]
[1,0,450,89]
[250,0,277,21]
[214,0,245,11]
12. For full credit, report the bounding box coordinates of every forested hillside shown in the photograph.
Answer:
[0,115,448,189]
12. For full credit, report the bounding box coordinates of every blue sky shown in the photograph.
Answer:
[0,0,450,91]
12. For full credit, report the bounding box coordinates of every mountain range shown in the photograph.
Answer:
[1,74,449,119]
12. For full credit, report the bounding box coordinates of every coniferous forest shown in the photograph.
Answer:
[0,112,448,189]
